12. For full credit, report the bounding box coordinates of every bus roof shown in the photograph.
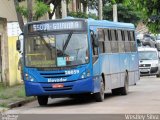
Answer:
[87,18,135,30]
[26,17,135,31]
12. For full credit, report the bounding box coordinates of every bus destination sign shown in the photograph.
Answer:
[28,20,86,33]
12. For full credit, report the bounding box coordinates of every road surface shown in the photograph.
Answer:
[5,76,160,114]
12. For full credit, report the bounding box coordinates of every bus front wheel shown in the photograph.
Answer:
[94,79,105,102]
[37,96,48,106]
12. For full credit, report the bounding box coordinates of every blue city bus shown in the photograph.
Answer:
[17,18,139,106]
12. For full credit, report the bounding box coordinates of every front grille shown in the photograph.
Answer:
[140,71,149,74]
[43,85,73,91]
[39,71,71,78]
[139,64,151,67]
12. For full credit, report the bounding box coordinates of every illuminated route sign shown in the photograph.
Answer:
[28,20,87,33]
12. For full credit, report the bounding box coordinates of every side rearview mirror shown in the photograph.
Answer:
[16,40,21,51]
[93,35,99,47]
[16,33,24,53]
[90,30,99,47]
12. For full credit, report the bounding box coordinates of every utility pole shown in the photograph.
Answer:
[61,0,67,18]
[98,0,103,20]
[72,0,77,12]
[113,4,118,22]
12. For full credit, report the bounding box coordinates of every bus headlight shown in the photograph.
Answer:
[80,70,90,79]
[25,73,35,81]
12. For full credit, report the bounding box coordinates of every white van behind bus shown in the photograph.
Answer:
[138,47,160,77]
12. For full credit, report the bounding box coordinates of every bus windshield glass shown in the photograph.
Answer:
[139,51,158,60]
[25,33,89,68]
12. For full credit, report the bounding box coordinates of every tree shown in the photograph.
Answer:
[68,11,97,19]
[80,0,88,13]
[13,0,63,31]
[13,0,24,31]
[41,0,61,19]
[103,3,141,24]
[88,0,129,20]
[16,0,49,21]
[123,0,160,33]
[89,0,109,11]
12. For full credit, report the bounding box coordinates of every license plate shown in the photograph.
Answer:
[140,69,149,72]
[52,84,64,88]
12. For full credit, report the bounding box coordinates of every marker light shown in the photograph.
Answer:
[80,70,90,79]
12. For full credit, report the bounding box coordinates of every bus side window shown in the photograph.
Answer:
[124,30,131,52]
[128,31,132,52]
[111,29,118,53]
[91,31,98,63]
[118,30,125,53]
[130,31,136,52]
[98,29,105,53]
[104,29,112,53]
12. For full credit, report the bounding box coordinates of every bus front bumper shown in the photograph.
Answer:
[24,77,96,96]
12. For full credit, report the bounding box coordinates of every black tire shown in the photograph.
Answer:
[112,88,121,95]
[37,96,48,106]
[94,79,105,102]
[156,74,160,78]
[120,73,129,95]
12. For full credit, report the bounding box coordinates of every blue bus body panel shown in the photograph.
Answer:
[24,63,101,96]
[25,77,94,96]
[23,18,139,96]
[88,19,139,91]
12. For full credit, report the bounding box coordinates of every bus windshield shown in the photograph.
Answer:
[139,51,158,60]
[25,33,89,68]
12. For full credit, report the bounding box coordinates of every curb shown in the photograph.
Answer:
[7,97,37,109]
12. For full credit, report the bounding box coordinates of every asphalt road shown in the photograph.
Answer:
[5,76,160,114]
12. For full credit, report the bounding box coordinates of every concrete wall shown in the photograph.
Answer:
[8,36,22,86]
[7,22,23,86]
[0,0,17,21]
[0,18,9,85]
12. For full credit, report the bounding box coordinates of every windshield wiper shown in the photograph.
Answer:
[62,31,73,54]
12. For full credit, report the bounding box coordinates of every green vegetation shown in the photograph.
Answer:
[16,0,49,21]
[103,3,141,24]
[0,84,34,108]
[123,0,160,33]
[68,12,98,19]
[0,103,8,108]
